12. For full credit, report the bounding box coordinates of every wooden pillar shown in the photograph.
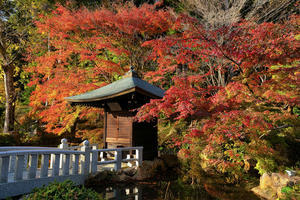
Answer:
[103,109,107,149]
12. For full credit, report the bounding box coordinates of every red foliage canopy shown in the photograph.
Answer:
[27,3,174,134]
[136,14,299,177]
[27,2,299,178]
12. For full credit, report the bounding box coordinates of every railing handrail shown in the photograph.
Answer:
[0,149,84,156]
[0,146,144,157]
[0,146,59,151]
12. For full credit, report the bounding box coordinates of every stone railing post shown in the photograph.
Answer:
[28,154,38,179]
[50,138,68,169]
[127,154,133,167]
[24,154,28,169]
[80,140,90,175]
[91,146,98,174]
[59,138,68,149]
[51,154,60,177]
[136,147,143,167]
[9,155,16,173]
[14,155,25,180]
[100,152,105,161]
[72,154,79,175]
[40,154,50,178]
[59,138,68,169]
[62,154,70,176]
[0,156,9,183]
[114,149,122,171]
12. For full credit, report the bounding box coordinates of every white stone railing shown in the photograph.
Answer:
[90,146,143,172]
[0,139,143,199]
[56,139,143,171]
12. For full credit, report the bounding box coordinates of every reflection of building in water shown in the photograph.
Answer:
[105,186,141,200]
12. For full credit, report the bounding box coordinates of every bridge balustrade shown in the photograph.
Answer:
[0,139,143,199]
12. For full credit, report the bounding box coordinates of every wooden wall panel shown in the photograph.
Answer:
[107,113,118,138]
[118,116,132,139]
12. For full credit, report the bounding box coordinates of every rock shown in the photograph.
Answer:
[116,169,123,175]
[123,167,137,177]
[271,173,289,187]
[133,159,165,181]
[119,173,131,182]
[260,173,273,189]
[133,161,155,180]
[251,186,277,200]
[252,172,300,200]
[276,187,285,199]
[160,154,179,169]
[85,170,118,187]
[271,173,281,188]
[288,175,300,186]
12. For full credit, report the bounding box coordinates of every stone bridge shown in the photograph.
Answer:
[0,139,143,199]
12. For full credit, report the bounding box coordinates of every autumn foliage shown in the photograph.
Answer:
[26,3,173,135]
[136,14,299,180]
[27,2,300,181]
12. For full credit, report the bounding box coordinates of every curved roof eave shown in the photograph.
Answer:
[65,77,165,103]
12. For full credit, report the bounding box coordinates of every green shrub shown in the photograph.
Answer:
[24,180,103,200]
[280,184,300,200]
[0,133,18,146]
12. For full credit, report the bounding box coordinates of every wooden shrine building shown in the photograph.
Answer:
[65,67,165,160]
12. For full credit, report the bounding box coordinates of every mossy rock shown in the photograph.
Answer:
[85,171,119,187]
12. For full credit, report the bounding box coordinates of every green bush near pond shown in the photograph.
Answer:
[23,180,103,200]
[280,184,300,200]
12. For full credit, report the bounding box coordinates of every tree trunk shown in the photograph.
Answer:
[3,66,15,133]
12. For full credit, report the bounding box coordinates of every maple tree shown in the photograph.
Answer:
[136,13,300,180]
[27,1,299,180]
[0,0,122,135]
[26,2,174,136]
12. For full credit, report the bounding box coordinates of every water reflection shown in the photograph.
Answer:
[92,180,262,200]
[105,186,141,200]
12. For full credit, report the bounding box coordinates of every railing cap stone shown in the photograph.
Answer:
[83,140,89,146]
[61,138,68,144]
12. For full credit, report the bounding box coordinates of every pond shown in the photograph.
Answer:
[89,179,262,200]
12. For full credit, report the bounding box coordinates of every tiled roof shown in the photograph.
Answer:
[65,76,165,102]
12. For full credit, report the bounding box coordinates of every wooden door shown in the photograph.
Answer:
[106,113,132,146]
